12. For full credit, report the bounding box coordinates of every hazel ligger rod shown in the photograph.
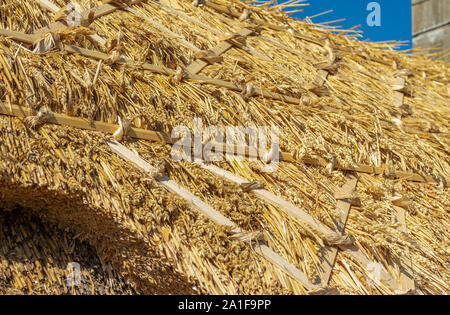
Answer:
[0,103,445,185]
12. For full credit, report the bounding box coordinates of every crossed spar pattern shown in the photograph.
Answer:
[0,0,448,295]
[0,0,447,184]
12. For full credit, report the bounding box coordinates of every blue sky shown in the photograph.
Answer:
[278,0,412,50]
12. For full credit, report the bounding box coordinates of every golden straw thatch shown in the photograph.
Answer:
[0,0,449,295]
[0,208,135,294]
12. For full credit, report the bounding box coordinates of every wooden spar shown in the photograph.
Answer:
[33,0,146,37]
[203,0,325,63]
[203,0,241,18]
[145,0,319,67]
[0,29,35,45]
[0,19,442,185]
[317,176,358,284]
[198,163,403,291]
[107,140,240,231]
[37,0,264,62]
[142,0,279,65]
[33,0,324,71]
[60,44,175,76]
[34,4,115,36]
[0,30,441,137]
[34,0,107,46]
[106,140,322,291]
[202,1,347,61]
[186,28,254,75]
[60,44,301,103]
[199,163,351,245]
[204,0,402,69]
[393,77,406,107]
[252,243,323,292]
[0,103,444,185]
[392,205,416,293]
[0,103,173,144]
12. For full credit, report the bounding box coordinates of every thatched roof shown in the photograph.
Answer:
[0,0,448,294]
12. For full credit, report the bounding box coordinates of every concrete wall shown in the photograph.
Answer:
[412,0,449,57]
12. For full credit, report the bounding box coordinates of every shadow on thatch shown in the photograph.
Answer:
[0,185,197,294]
[0,208,138,294]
